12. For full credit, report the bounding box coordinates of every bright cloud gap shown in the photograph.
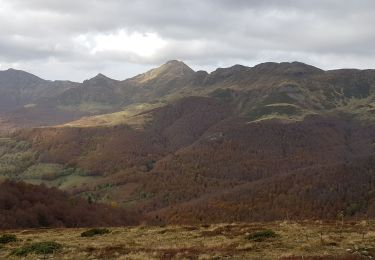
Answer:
[75,30,167,59]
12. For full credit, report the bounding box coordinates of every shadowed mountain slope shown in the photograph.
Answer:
[0,68,79,112]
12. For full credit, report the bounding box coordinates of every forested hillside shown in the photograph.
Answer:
[1,61,375,225]
[0,180,139,229]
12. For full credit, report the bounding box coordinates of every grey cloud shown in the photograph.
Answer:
[1,0,375,81]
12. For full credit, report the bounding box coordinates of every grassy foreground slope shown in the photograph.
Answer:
[0,221,374,259]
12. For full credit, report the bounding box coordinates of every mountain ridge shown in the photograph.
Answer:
[3,60,374,89]
[1,59,375,224]
[1,60,375,128]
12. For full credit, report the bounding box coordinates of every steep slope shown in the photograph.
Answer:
[0,68,78,112]
[0,61,199,128]
[123,60,196,101]
[49,60,197,115]
[0,68,44,111]
[17,96,231,175]
[56,73,123,113]
[144,115,375,223]
[127,60,195,86]
[152,155,375,223]
[0,68,80,130]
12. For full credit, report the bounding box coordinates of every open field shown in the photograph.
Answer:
[0,221,374,259]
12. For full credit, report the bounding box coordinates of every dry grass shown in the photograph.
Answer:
[0,221,374,259]
[61,102,164,129]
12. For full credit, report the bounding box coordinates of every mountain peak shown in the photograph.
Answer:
[131,60,195,84]
[86,73,117,82]
[166,59,182,65]
[161,60,194,72]
[0,68,44,85]
[164,59,187,66]
[94,73,109,79]
[1,68,42,77]
[82,73,118,86]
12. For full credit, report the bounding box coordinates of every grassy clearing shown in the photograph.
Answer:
[58,102,116,114]
[0,136,98,190]
[0,221,374,259]
[61,102,164,129]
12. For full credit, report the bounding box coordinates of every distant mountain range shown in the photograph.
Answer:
[0,60,374,224]
[2,60,375,128]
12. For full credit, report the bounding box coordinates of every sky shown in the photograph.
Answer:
[0,0,375,82]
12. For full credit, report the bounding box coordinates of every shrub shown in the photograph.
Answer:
[0,234,17,244]
[246,230,278,242]
[11,241,62,256]
[81,228,110,237]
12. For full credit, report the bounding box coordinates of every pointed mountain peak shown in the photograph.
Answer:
[91,73,110,80]
[2,68,42,77]
[160,60,194,72]
[166,59,182,65]
[83,73,118,86]
[86,73,119,82]
[0,68,45,84]
[131,60,195,84]
[2,68,24,73]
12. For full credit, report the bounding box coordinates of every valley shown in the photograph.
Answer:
[1,61,375,225]
[2,1,375,259]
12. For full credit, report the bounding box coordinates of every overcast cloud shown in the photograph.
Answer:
[0,0,374,81]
